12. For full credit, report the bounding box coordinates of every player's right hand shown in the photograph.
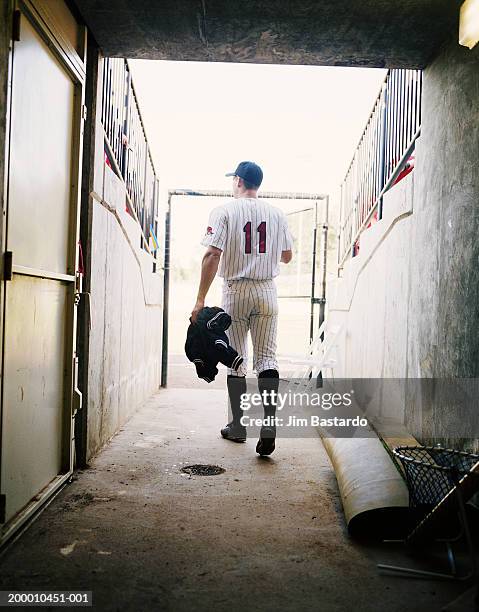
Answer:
[190,298,205,323]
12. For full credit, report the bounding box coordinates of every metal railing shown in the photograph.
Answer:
[101,58,159,256]
[338,69,422,267]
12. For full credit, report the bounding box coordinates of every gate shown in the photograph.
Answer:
[161,190,329,386]
[276,202,329,345]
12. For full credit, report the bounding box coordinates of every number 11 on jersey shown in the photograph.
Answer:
[243,221,267,254]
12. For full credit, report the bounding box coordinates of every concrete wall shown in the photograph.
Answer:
[81,56,163,461]
[328,173,414,380]
[407,39,479,380]
[405,37,479,449]
[329,37,479,449]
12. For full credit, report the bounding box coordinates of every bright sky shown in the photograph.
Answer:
[129,60,386,278]
[129,60,386,203]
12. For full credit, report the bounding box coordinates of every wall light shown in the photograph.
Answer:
[459,0,479,49]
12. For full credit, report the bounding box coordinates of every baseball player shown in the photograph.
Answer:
[191,161,293,456]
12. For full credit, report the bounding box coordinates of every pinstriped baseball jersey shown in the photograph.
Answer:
[200,197,293,280]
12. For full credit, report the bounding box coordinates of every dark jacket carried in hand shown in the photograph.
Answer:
[185,307,243,382]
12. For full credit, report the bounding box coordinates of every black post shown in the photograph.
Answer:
[121,63,130,181]
[309,202,318,345]
[318,196,329,339]
[316,196,329,387]
[378,84,388,221]
[160,194,171,388]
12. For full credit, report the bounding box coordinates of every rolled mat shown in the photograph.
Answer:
[321,436,411,539]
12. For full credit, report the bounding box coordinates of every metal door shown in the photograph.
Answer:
[1,5,84,539]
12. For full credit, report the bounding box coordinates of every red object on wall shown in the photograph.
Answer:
[353,155,415,259]
[367,209,379,229]
[104,150,112,169]
[392,154,415,186]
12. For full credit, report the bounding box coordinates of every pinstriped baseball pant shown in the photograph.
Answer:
[222,278,279,377]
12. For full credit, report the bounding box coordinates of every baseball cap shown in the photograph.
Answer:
[226,161,263,187]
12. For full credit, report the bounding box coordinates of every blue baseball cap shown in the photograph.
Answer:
[226,161,263,187]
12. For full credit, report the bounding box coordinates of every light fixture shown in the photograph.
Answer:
[459,0,479,49]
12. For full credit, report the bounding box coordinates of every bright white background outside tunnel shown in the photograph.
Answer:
[129,61,386,358]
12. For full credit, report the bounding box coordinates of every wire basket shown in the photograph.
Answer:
[393,446,479,509]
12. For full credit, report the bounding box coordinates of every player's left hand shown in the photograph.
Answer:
[190,299,205,323]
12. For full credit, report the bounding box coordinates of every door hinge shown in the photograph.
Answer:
[4,251,13,281]
[12,10,21,42]
[0,494,6,523]
[81,105,87,121]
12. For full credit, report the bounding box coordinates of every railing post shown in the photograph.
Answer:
[351,154,358,257]
[152,177,159,273]
[351,196,357,258]
[122,61,130,183]
[319,195,329,338]
[378,84,388,221]
[161,194,172,388]
[142,143,148,245]
[310,202,318,345]
[338,183,343,268]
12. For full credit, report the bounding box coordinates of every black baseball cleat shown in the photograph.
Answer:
[221,422,247,443]
[256,426,276,456]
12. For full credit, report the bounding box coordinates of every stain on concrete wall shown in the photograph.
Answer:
[87,169,163,460]
[406,37,479,449]
[409,38,479,379]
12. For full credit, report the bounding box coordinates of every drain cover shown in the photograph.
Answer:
[181,464,225,476]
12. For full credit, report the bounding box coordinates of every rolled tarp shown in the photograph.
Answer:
[321,435,411,539]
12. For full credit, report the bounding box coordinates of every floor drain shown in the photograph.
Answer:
[181,464,225,476]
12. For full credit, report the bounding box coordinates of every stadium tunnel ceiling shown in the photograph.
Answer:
[73,0,462,69]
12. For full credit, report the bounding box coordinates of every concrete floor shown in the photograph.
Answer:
[0,380,465,611]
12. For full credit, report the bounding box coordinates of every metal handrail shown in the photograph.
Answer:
[349,128,420,254]
[101,58,159,255]
[103,130,153,256]
[338,69,422,268]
